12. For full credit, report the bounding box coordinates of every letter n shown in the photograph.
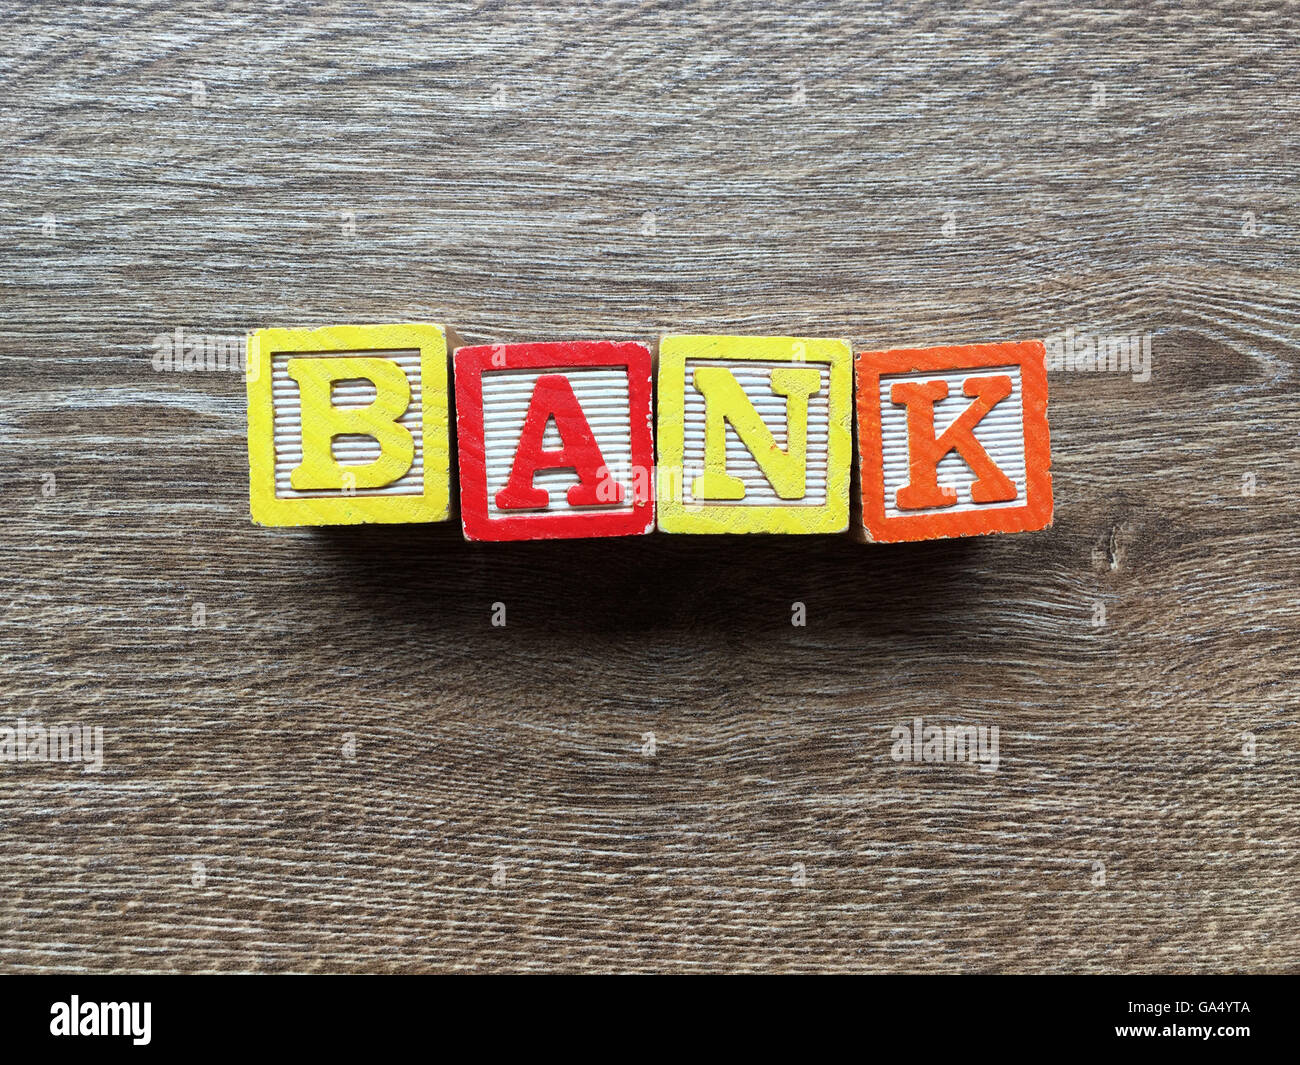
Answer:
[691,365,822,501]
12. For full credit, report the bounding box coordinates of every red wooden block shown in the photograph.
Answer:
[454,340,655,541]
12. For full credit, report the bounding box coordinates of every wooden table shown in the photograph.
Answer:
[2,0,1295,972]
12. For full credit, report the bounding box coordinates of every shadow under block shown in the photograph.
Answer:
[854,339,1053,543]
[655,335,852,534]
[246,322,452,526]
[454,340,655,541]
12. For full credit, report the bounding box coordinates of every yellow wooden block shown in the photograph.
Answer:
[246,322,451,526]
[656,334,852,534]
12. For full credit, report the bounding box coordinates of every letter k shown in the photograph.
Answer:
[889,374,1018,509]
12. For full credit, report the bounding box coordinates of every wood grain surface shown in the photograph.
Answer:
[1,0,1297,973]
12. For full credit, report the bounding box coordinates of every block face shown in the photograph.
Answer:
[855,339,1053,542]
[682,360,834,507]
[878,364,1028,519]
[454,341,654,541]
[657,335,852,534]
[272,351,426,499]
[246,323,451,526]
[481,367,635,520]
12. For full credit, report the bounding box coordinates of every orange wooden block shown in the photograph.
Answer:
[854,339,1053,542]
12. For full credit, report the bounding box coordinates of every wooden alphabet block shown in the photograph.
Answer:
[454,340,655,541]
[655,334,852,534]
[854,339,1053,542]
[246,322,452,526]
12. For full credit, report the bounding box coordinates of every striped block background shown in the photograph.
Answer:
[270,350,424,498]
[681,359,832,507]
[481,366,636,517]
[877,365,1026,518]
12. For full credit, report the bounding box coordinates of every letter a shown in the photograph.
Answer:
[495,374,619,510]
[889,374,1017,509]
